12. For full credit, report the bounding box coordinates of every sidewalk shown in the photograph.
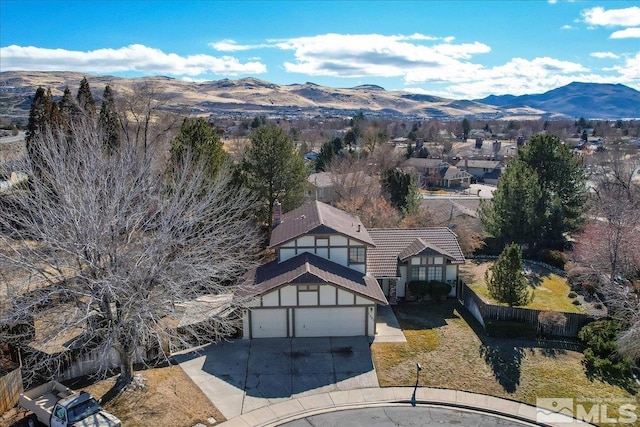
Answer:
[218,386,593,427]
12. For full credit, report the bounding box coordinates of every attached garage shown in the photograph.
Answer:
[239,252,387,339]
[294,307,366,337]
[250,309,287,339]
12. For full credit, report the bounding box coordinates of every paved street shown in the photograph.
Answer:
[280,406,537,426]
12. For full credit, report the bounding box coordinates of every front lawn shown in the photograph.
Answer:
[371,301,637,421]
[459,259,586,313]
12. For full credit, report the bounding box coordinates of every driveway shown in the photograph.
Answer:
[175,336,378,419]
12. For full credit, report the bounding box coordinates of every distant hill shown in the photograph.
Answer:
[476,82,640,119]
[1,71,637,121]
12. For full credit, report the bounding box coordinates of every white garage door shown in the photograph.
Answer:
[251,309,287,338]
[294,307,366,337]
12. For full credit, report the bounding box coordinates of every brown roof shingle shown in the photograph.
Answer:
[270,201,375,248]
[238,252,387,304]
[367,228,465,277]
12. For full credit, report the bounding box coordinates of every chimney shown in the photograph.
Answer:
[464,158,468,170]
[357,224,361,232]
[273,201,282,227]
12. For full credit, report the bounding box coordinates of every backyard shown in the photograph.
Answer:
[370,300,638,424]
[459,259,589,313]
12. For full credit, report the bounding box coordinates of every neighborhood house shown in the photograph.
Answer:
[239,201,465,339]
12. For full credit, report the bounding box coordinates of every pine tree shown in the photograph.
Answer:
[99,85,120,153]
[76,76,96,117]
[170,117,227,180]
[26,87,48,144]
[58,87,79,131]
[241,123,307,228]
[479,161,546,245]
[485,243,532,307]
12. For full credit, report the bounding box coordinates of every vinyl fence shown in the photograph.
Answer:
[458,281,595,338]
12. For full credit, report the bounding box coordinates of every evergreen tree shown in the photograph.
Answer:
[76,76,96,117]
[517,134,586,238]
[485,243,532,307]
[315,141,335,172]
[479,161,545,244]
[99,85,120,153]
[58,87,79,131]
[461,118,471,140]
[26,87,48,144]
[241,123,307,228]
[170,117,227,180]
[382,168,421,216]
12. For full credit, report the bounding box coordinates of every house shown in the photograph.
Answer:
[306,171,378,204]
[401,158,472,188]
[456,159,503,185]
[238,201,465,339]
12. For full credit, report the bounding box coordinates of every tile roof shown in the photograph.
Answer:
[367,228,465,277]
[238,252,387,304]
[270,201,375,248]
[397,238,458,261]
[421,199,480,225]
[402,158,449,170]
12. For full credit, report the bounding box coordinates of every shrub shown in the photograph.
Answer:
[572,299,582,305]
[582,281,597,297]
[568,291,577,298]
[538,311,567,337]
[578,320,631,377]
[407,280,429,299]
[537,249,568,270]
[428,281,451,298]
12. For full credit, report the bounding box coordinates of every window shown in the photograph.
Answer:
[428,266,443,281]
[411,266,426,281]
[349,247,365,264]
[298,284,319,291]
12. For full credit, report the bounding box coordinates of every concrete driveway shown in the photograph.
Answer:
[175,336,378,419]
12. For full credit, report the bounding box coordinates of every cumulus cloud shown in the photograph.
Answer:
[581,6,640,27]
[610,27,640,39]
[561,24,575,30]
[275,33,490,78]
[590,51,619,59]
[0,44,267,76]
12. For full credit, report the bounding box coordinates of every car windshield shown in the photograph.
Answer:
[67,397,102,423]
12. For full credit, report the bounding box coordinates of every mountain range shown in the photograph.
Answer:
[1,71,638,121]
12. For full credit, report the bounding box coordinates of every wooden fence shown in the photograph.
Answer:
[458,281,595,338]
[0,367,23,414]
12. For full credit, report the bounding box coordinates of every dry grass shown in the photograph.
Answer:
[1,365,225,427]
[459,260,586,313]
[371,301,638,423]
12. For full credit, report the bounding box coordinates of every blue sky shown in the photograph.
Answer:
[1,0,639,99]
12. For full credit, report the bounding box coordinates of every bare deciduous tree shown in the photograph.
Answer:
[0,120,261,385]
[570,152,640,360]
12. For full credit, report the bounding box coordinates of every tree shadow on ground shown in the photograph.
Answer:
[392,300,460,330]
[479,344,525,393]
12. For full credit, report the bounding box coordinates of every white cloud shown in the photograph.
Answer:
[581,6,640,27]
[590,51,619,59]
[208,39,272,52]
[0,44,267,76]
[610,27,640,39]
[608,52,640,81]
[275,33,489,79]
[561,24,575,30]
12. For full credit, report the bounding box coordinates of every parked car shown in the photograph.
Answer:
[19,381,121,427]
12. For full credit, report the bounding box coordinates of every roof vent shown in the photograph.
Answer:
[357,224,361,232]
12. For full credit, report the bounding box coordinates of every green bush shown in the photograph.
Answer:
[578,320,631,377]
[568,291,577,298]
[407,281,429,299]
[572,299,582,305]
[428,281,451,298]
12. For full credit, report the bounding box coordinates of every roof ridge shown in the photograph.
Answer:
[315,200,323,225]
